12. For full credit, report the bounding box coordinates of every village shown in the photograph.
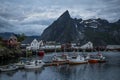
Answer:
[0,34,120,62]
[0,0,120,80]
[0,34,108,71]
[1,34,120,52]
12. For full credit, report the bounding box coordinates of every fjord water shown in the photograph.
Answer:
[0,51,120,80]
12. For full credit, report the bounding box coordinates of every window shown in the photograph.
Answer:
[31,43,33,46]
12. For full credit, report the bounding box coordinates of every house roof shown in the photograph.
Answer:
[21,36,40,44]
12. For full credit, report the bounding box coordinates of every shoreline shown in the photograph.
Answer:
[0,48,120,65]
[0,50,119,66]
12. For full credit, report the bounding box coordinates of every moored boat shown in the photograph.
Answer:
[68,55,88,65]
[15,61,25,68]
[0,64,18,72]
[24,60,45,69]
[86,53,106,63]
[52,54,70,63]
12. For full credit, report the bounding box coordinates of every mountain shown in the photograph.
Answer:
[0,32,16,40]
[40,10,82,43]
[0,32,40,42]
[40,10,120,45]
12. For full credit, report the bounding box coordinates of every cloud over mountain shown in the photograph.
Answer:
[0,0,120,35]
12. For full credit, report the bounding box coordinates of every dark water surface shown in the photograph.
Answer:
[0,51,120,80]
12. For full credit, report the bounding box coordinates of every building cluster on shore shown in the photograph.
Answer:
[21,38,120,52]
[0,34,120,63]
[1,35,120,52]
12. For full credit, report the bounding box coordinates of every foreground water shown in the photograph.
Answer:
[0,51,120,80]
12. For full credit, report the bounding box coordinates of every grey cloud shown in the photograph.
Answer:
[12,24,48,36]
[20,19,53,25]
[0,0,120,35]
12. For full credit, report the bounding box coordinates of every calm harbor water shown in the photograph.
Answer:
[0,51,120,80]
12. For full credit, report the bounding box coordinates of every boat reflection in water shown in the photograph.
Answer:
[0,52,120,80]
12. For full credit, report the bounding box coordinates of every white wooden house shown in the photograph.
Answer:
[30,39,39,50]
[39,40,44,47]
[80,41,93,49]
[26,39,39,50]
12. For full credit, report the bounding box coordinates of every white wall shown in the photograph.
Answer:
[80,41,93,49]
[106,45,120,49]
[40,45,61,49]
[30,39,39,50]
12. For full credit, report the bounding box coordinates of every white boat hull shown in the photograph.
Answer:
[15,63,25,68]
[24,64,44,69]
[69,55,88,65]
[24,60,45,69]
[69,60,88,65]
[0,66,18,72]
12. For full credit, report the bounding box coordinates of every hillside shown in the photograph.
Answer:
[40,10,120,46]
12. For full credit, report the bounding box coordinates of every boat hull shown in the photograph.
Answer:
[88,59,106,63]
[88,59,99,63]
[15,63,25,68]
[0,66,18,72]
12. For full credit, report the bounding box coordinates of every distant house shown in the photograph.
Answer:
[8,35,18,47]
[39,40,44,47]
[80,41,93,49]
[1,34,19,48]
[21,37,44,50]
[26,39,39,50]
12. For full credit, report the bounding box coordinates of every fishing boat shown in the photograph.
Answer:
[0,64,18,72]
[24,60,45,69]
[52,54,70,63]
[68,55,88,65]
[86,53,106,63]
[52,44,70,62]
[15,58,27,68]
[15,61,25,68]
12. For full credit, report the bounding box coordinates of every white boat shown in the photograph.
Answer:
[24,60,45,69]
[68,55,88,65]
[0,64,18,72]
[15,61,25,68]
[52,54,70,62]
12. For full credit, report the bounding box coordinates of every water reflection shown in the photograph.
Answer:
[0,70,16,80]
[0,52,120,80]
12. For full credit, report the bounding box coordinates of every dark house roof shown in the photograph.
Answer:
[21,36,40,44]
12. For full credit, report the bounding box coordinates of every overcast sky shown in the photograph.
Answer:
[0,0,120,35]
